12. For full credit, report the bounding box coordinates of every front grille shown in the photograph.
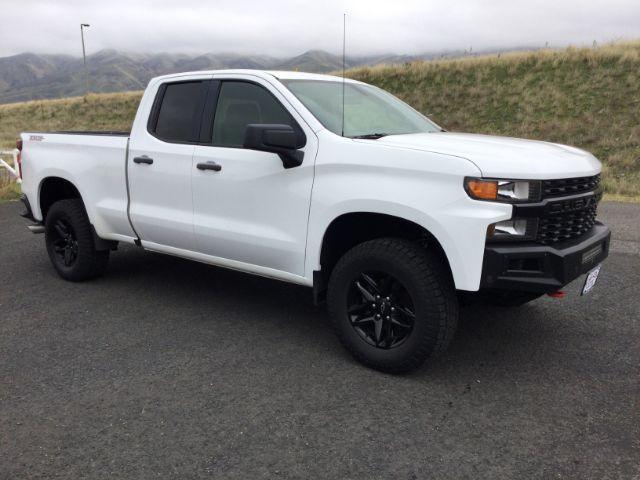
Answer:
[542,174,600,198]
[537,202,598,245]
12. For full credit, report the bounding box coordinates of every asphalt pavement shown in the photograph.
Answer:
[1,200,638,479]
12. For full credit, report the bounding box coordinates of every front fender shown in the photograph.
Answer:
[306,197,510,292]
[305,136,512,291]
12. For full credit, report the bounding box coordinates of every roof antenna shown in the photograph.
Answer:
[341,13,346,137]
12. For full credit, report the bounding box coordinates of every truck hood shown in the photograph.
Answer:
[373,132,601,179]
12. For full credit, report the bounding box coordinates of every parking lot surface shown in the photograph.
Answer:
[1,201,638,479]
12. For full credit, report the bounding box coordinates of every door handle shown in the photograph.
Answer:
[196,161,222,172]
[133,155,154,165]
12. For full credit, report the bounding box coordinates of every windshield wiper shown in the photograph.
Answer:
[350,133,390,140]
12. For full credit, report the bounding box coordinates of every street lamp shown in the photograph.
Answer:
[80,24,90,96]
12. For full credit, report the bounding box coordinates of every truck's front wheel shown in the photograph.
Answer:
[45,199,109,281]
[327,238,458,373]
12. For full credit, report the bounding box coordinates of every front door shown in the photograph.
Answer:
[191,76,317,277]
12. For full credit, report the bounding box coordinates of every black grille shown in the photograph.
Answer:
[537,202,598,245]
[542,174,600,198]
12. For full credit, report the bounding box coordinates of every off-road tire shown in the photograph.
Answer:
[45,199,109,281]
[327,238,458,373]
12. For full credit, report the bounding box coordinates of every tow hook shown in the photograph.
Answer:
[547,291,566,299]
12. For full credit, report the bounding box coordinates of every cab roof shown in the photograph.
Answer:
[152,69,362,84]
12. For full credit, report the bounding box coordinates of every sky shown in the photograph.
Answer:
[1,0,639,58]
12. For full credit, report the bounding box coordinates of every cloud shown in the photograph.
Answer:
[1,0,639,57]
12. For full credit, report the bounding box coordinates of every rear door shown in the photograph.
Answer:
[191,75,318,277]
[128,77,210,250]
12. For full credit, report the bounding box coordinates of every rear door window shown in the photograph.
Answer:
[151,81,208,143]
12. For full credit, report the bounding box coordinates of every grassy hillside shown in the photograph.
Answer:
[1,41,639,201]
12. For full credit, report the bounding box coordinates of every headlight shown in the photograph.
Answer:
[465,178,541,203]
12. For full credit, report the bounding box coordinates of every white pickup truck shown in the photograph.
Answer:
[18,70,610,372]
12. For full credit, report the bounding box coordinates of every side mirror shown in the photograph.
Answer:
[244,124,306,169]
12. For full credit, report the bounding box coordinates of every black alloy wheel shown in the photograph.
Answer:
[49,218,79,267]
[327,238,459,373]
[347,271,416,349]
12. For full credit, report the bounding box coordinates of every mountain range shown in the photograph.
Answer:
[0,49,443,104]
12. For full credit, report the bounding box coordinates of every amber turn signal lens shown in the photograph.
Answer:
[466,179,498,200]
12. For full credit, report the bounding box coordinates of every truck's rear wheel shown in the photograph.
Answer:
[327,238,458,373]
[45,199,109,281]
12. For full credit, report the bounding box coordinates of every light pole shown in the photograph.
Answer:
[80,23,90,96]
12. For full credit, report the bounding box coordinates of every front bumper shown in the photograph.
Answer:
[480,222,611,294]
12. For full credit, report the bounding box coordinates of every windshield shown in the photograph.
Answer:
[281,79,441,138]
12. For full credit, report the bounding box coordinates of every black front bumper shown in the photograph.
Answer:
[480,222,611,294]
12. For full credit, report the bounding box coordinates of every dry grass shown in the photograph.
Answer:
[1,41,639,201]
[0,177,20,201]
[0,91,142,150]
[603,193,640,203]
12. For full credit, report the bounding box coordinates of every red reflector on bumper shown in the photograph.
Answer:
[547,291,566,298]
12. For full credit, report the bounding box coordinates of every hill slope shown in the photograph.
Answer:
[0,49,438,104]
[0,50,274,104]
[1,41,638,199]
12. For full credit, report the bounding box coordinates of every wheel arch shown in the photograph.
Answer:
[38,176,83,221]
[38,177,117,251]
[312,210,454,304]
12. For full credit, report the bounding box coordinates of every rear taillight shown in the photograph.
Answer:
[16,138,22,179]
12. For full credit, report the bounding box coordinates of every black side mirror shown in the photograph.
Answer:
[244,124,306,169]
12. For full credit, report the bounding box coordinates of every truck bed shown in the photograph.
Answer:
[20,131,136,242]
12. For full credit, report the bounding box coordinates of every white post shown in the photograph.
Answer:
[0,149,21,184]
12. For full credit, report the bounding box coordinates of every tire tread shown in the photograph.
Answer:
[327,237,458,373]
[45,199,109,281]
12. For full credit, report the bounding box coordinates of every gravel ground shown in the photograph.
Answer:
[1,200,638,479]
